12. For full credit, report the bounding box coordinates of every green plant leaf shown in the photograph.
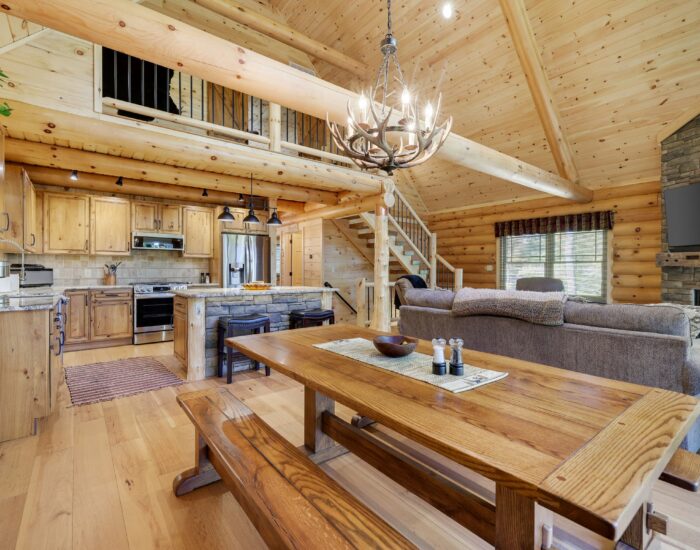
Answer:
[0,102,13,117]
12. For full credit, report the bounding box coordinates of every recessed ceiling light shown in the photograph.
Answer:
[441,2,453,19]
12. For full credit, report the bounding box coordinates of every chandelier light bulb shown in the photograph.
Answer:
[358,93,369,123]
[401,87,411,105]
[441,2,453,19]
[425,102,435,127]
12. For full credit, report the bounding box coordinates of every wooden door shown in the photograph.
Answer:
[291,231,304,286]
[0,164,24,252]
[159,204,182,233]
[22,171,38,253]
[183,206,214,257]
[64,290,90,344]
[43,193,90,254]
[132,201,159,233]
[173,297,188,365]
[90,297,133,341]
[90,196,131,255]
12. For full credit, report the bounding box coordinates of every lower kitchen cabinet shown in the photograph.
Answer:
[173,296,188,365]
[64,288,134,350]
[91,296,133,341]
[64,290,90,344]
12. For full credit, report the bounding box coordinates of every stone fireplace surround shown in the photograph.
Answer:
[660,114,700,304]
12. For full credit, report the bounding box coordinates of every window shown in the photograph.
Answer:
[498,230,609,302]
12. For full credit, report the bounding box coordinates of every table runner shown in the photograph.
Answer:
[314,338,507,393]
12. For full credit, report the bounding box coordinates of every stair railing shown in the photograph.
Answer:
[356,278,399,328]
[436,255,464,291]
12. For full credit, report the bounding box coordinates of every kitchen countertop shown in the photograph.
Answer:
[0,289,66,312]
[174,286,335,299]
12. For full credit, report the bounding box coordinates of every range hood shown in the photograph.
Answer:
[132,232,184,251]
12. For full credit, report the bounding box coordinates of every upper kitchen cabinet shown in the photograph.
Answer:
[23,171,39,253]
[43,192,90,254]
[183,205,214,257]
[90,196,131,255]
[0,164,25,253]
[132,201,181,234]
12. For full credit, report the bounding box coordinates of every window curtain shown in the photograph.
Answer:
[494,211,614,237]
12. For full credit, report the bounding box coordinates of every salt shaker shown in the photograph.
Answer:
[449,337,464,376]
[431,338,447,375]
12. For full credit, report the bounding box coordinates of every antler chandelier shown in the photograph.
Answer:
[327,0,452,175]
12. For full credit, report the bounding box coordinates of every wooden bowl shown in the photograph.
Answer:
[373,335,418,358]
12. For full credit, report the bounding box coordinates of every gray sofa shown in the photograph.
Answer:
[398,288,700,451]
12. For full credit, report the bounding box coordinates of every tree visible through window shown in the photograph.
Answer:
[498,230,609,302]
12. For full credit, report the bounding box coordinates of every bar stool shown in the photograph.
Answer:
[289,308,335,329]
[217,314,271,384]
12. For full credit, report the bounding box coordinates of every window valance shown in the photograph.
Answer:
[494,211,614,238]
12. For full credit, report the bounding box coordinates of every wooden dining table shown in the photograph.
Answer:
[227,324,700,549]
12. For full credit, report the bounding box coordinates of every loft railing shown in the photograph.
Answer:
[356,278,399,328]
[98,47,352,166]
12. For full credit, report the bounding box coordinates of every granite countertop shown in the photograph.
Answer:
[0,289,67,312]
[174,286,336,299]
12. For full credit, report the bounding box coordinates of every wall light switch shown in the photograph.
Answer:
[485,265,494,272]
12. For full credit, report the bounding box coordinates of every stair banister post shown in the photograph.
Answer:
[356,278,368,327]
[429,233,438,289]
[455,268,463,291]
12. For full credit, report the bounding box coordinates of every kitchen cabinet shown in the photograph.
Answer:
[64,290,90,344]
[183,205,214,257]
[132,201,182,234]
[43,192,90,254]
[23,172,39,253]
[90,196,131,255]
[0,164,25,252]
[89,289,133,342]
[173,296,187,365]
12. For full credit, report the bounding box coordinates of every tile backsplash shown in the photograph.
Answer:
[7,251,211,286]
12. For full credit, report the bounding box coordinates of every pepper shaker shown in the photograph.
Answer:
[449,337,464,376]
[431,338,447,375]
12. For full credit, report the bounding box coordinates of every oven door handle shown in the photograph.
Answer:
[134,292,176,299]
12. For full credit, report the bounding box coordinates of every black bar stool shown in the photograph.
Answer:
[289,308,335,329]
[217,314,271,384]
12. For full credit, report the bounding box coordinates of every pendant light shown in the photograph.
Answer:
[243,173,260,224]
[217,206,235,222]
[267,208,282,225]
[202,188,209,197]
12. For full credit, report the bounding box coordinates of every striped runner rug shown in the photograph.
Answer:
[65,357,184,406]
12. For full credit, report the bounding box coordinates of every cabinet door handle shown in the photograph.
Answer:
[85,239,88,251]
[31,233,36,246]
[0,212,9,232]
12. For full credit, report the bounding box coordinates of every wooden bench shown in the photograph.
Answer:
[173,387,415,550]
[660,448,700,492]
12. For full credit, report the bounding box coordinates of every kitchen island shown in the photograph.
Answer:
[172,286,336,380]
[0,289,67,443]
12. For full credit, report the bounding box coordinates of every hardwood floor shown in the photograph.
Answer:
[0,343,698,549]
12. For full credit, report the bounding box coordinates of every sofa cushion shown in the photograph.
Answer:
[403,288,455,310]
[452,288,566,326]
[564,301,690,338]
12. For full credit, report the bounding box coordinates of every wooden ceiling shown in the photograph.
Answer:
[270,0,700,211]
[1,1,698,213]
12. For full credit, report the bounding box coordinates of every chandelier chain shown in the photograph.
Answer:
[387,0,392,35]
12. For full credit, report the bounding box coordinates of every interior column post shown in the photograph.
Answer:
[371,200,390,332]
[268,102,282,152]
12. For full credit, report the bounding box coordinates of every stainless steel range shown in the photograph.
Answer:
[132,282,188,344]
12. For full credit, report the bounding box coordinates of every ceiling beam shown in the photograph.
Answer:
[5,138,339,204]
[283,191,395,225]
[191,0,368,78]
[0,27,50,56]
[498,0,579,183]
[17,163,304,213]
[1,0,592,203]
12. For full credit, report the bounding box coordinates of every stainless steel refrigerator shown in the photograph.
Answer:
[221,233,271,287]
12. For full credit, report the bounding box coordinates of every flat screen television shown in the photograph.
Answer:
[664,182,700,251]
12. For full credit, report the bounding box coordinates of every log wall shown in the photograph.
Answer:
[426,182,662,304]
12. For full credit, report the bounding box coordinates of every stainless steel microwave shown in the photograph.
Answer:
[132,233,185,251]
